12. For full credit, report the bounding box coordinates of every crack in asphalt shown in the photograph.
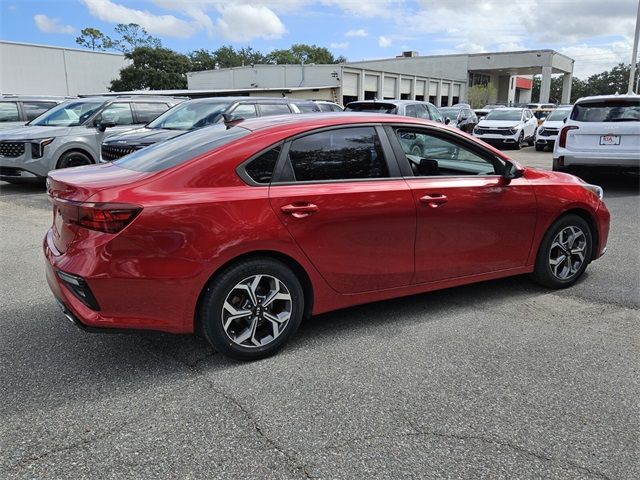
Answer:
[325,422,614,480]
[141,337,314,479]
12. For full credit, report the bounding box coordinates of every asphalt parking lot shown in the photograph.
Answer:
[1,147,638,479]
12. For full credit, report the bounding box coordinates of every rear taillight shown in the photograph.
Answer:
[52,199,142,233]
[558,125,578,148]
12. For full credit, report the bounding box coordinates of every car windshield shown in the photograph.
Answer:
[571,99,640,122]
[484,110,523,121]
[546,108,571,121]
[115,124,250,172]
[147,101,230,130]
[440,109,459,120]
[29,100,104,127]
[345,103,397,114]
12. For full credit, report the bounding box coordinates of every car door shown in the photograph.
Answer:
[524,110,537,137]
[385,124,537,283]
[268,125,416,294]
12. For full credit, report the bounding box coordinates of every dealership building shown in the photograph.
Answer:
[1,41,573,105]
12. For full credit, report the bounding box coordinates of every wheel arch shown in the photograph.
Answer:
[56,148,96,169]
[194,250,314,334]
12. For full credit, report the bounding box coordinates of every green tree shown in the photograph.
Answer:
[75,27,114,51]
[467,83,497,108]
[266,44,345,64]
[112,23,161,53]
[189,49,217,71]
[110,47,191,91]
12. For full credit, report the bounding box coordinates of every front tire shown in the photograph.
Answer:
[532,214,593,289]
[199,258,305,361]
[513,132,523,150]
[535,144,545,151]
[57,151,93,169]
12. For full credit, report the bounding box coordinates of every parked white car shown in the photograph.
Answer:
[472,107,537,149]
[535,107,572,151]
[553,94,640,172]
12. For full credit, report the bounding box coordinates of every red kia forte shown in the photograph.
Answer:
[44,113,610,360]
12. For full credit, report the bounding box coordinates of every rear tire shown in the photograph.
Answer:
[57,151,93,169]
[535,144,545,151]
[532,214,593,289]
[199,258,305,361]
[552,157,569,173]
[527,136,535,146]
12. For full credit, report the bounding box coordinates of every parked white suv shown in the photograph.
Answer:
[553,95,640,172]
[472,107,537,149]
[535,107,572,151]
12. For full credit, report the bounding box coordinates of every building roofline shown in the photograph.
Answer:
[188,63,343,76]
[346,49,574,65]
[0,40,126,57]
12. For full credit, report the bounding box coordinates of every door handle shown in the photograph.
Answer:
[419,193,448,208]
[280,203,319,218]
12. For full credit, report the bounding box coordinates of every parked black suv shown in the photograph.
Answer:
[101,97,319,161]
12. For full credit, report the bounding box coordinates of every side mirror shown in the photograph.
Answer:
[563,117,567,123]
[418,158,438,176]
[502,161,524,182]
[97,120,116,132]
[444,118,451,125]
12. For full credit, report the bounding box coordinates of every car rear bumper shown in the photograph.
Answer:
[554,150,640,169]
[44,229,191,334]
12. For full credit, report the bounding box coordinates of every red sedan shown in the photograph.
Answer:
[44,113,610,360]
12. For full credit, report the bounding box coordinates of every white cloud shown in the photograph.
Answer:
[330,42,348,49]
[34,14,75,34]
[345,28,367,37]
[323,0,401,18]
[81,0,199,38]
[215,4,286,42]
[378,36,392,48]
[560,42,632,78]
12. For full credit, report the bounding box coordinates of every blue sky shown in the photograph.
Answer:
[1,0,637,78]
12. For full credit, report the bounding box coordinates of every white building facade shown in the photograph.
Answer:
[0,41,129,96]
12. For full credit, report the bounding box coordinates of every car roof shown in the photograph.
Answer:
[181,96,314,105]
[235,112,435,133]
[575,94,639,103]
[0,95,74,101]
[492,107,525,111]
[347,100,432,105]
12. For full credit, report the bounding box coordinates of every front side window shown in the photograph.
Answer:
[395,128,500,177]
[259,104,291,116]
[427,104,443,122]
[288,127,389,182]
[100,103,135,125]
[244,146,281,184]
[135,102,170,123]
[22,102,57,121]
[0,102,19,122]
[232,104,258,118]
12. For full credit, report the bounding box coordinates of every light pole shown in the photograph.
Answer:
[628,0,640,93]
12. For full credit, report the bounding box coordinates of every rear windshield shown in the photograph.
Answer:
[571,99,640,122]
[345,103,398,114]
[115,124,250,172]
[546,108,571,121]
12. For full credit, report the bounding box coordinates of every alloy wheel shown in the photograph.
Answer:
[221,275,292,348]
[548,226,587,280]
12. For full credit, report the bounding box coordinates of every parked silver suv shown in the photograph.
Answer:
[0,95,73,131]
[0,95,182,183]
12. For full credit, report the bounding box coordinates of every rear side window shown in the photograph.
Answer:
[0,102,20,122]
[115,124,250,172]
[296,103,321,113]
[571,99,640,122]
[287,127,388,182]
[405,105,419,118]
[135,102,170,123]
[259,104,292,116]
[22,102,56,121]
[245,146,281,183]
